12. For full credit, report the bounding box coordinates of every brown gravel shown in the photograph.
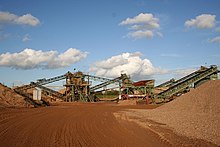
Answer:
[0,83,32,108]
[121,80,220,146]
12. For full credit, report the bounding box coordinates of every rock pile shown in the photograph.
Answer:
[129,80,220,145]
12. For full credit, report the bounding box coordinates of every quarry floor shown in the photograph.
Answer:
[0,102,217,147]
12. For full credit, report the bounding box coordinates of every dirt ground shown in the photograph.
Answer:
[120,80,220,146]
[0,102,216,147]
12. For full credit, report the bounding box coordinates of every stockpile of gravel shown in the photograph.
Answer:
[0,83,32,108]
[130,80,220,145]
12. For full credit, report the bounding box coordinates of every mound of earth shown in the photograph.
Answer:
[123,80,220,146]
[0,83,33,108]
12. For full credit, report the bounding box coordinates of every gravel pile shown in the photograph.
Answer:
[128,80,220,145]
[0,83,32,108]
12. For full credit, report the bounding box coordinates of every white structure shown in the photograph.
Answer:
[33,87,42,100]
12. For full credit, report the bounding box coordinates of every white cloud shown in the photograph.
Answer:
[119,13,161,39]
[0,11,40,26]
[0,11,16,23]
[22,34,31,42]
[185,14,216,29]
[49,48,87,69]
[129,30,153,39]
[14,14,40,26]
[209,36,220,43]
[120,13,160,29]
[90,52,166,79]
[0,48,87,69]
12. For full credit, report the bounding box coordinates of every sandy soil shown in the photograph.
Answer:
[0,83,32,108]
[119,80,220,146]
[0,103,216,147]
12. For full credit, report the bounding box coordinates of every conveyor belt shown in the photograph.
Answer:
[32,83,64,100]
[90,77,122,91]
[168,69,202,87]
[14,73,68,104]
[158,65,218,99]
[14,74,66,91]
[155,78,175,88]
[84,74,111,82]
[14,89,47,107]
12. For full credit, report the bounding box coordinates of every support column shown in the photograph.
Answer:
[119,82,122,100]
[71,85,74,102]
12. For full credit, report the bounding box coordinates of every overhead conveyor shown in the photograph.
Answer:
[155,67,207,88]
[167,67,208,88]
[89,73,131,92]
[31,83,64,100]
[155,78,175,88]
[14,89,40,106]
[13,72,68,106]
[14,71,123,104]
[14,73,67,91]
[157,65,219,99]
[90,77,122,91]
[84,74,111,82]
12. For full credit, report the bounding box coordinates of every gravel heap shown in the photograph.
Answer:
[130,80,220,145]
[0,83,32,108]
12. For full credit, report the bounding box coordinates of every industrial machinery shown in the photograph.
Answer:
[13,71,131,106]
[156,65,219,101]
[13,65,219,106]
[64,71,92,102]
[121,80,155,100]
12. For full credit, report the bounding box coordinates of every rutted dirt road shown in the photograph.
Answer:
[0,103,216,147]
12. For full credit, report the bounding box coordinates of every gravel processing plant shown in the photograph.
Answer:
[0,65,219,146]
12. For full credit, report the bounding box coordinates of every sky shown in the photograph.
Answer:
[0,0,220,87]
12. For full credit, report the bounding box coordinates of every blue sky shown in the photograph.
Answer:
[0,0,220,87]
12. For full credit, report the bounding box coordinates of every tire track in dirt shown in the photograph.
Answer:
[0,103,171,147]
